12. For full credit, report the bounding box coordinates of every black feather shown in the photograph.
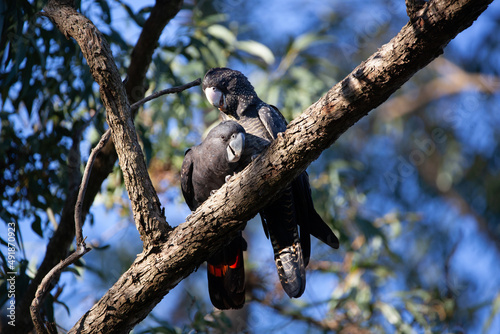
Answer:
[180,120,247,309]
[203,68,339,298]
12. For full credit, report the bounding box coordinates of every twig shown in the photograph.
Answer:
[19,116,95,333]
[30,129,111,333]
[30,243,90,334]
[129,78,202,112]
[74,129,112,245]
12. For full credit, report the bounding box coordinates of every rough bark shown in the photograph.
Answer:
[38,0,492,333]
[43,0,170,241]
[16,1,182,332]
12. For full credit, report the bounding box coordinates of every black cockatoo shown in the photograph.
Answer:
[202,67,340,298]
[180,120,247,309]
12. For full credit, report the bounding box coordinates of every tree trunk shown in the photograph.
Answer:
[16,1,183,333]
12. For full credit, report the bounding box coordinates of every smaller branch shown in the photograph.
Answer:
[17,115,96,333]
[74,129,112,245]
[30,243,90,334]
[31,128,111,333]
[129,78,202,112]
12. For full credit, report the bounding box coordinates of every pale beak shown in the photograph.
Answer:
[204,86,226,111]
[227,132,245,162]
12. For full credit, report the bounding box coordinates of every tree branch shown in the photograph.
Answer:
[16,118,86,333]
[44,0,170,243]
[30,243,90,334]
[129,78,202,113]
[55,0,491,332]
[16,1,184,332]
[125,0,184,103]
[30,129,110,333]
[74,129,112,244]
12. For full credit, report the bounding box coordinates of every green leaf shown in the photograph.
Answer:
[483,293,500,333]
[54,298,71,316]
[291,32,331,52]
[63,266,81,277]
[236,40,275,65]
[92,244,111,251]
[376,302,401,325]
[206,24,236,45]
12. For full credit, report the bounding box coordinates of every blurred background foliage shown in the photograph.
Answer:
[1,0,500,333]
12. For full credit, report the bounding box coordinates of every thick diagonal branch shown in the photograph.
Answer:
[62,0,492,332]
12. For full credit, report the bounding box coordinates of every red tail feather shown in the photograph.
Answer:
[207,234,246,309]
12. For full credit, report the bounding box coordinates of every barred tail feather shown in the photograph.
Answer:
[275,242,306,298]
[261,187,307,298]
